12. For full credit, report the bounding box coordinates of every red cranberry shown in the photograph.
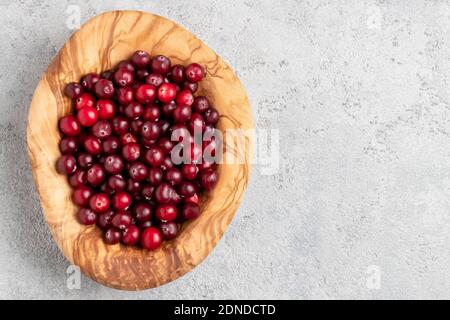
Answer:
[144,147,164,166]
[108,174,127,192]
[141,184,155,200]
[81,73,100,91]
[159,119,171,135]
[99,182,114,195]
[145,73,165,87]
[77,106,98,127]
[111,116,130,135]
[75,93,95,111]
[151,55,171,75]
[185,193,199,205]
[156,204,177,222]
[122,225,140,246]
[136,69,150,81]
[155,183,175,204]
[77,153,94,169]
[84,135,102,155]
[97,210,114,229]
[89,193,110,213]
[72,185,93,206]
[181,164,199,180]
[56,155,77,175]
[91,120,112,139]
[117,60,135,72]
[101,70,114,81]
[120,132,138,145]
[182,202,200,220]
[104,155,125,175]
[178,181,197,197]
[157,83,177,103]
[175,89,194,107]
[130,119,144,134]
[122,142,141,162]
[161,101,177,117]
[173,105,192,123]
[59,137,78,154]
[133,202,152,223]
[111,211,132,229]
[148,167,163,185]
[140,121,160,140]
[69,169,87,188]
[192,96,210,113]
[131,50,151,68]
[164,168,183,186]
[185,63,205,82]
[128,162,148,182]
[114,68,134,87]
[160,222,178,240]
[204,107,219,125]
[160,156,175,171]
[64,82,84,99]
[183,81,198,93]
[117,86,134,105]
[140,137,156,148]
[127,179,142,195]
[96,100,116,120]
[170,65,185,83]
[59,116,81,136]
[124,102,144,119]
[112,191,132,210]
[199,169,218,191]
[141,227,162,250]
[188,113,205,133]
[135,84,156,104]
[104,227,122,244]
[94,79,114,99]
[143,104,160,121]
[87,164,105,186]
[77,208,97,225]
[102,136,120,154]
[157,138,174,154]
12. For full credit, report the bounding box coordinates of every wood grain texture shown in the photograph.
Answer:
[27,10,253,290]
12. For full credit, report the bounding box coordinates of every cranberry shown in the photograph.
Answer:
[111,211,132,229]
[103,155,124,175]
[96,100,116,120]
[136,69,150,81]
[173,105,192,123]
[183,81,198,93]
[157,83,177,103]
[122,225,140,246]
[182,202,200,220]
[188,113,205,133]
[101,70,114,81]
[86,164,105,186]
[102,136,120,154]
[77,208,97,225]
[94,79,114,99]
[135,84,156,104]
[142,105,160,121]
[141,227,162,250]
[64,82,84,99]
[185,193,199,205]
[114,68,134,87]
[56,155,77,175]
[178,181,197,197]
[185,63,205,82]
[131,50,151,68]
[59,116,81,136]
[108,174,127,192]
[164,168,183,186]
[138,121,159,140]
[170,65,185,83]
[104,227,122,244]
[117,60,135,72]
[192,96,210,113]
[160,156,175,171]
[204,107,220,125]
[112,191,132,210]
[91,120,112,139]
[144,146,164,167]
[157,138,174,154]
[176,89,194,107]
[72,186,93,206]
[81,73,100,91]
[128,162,148,182]
[77,153,94,169]
[84,135,102,155]
[97,210,114,229]
[155,183,175,204]
[59,137,78,154]
[111,116,130,135]
[122,142,141,162]
[77,106,98,127]
[148,167,164,186]
[141,184,155,200]
[120,132,138,145]
[199,169,218,191]
[117,86,134,105]
[69,169,87,188]
[75,93,95,111]
[89,193,110,213]
[124,102,144,119]
[159,119,171,135]
[181,164,198,180]
[145,73,165,87]
[156,204,177,222]
[127,179,142,195]
[160,222,178,240]
[161,101,177,117]
[133,202,152,223]
[151,55,171,75]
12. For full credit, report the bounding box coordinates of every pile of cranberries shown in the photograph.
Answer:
[56,50,220,250]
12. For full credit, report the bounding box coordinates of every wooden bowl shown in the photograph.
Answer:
[27,10,253,290]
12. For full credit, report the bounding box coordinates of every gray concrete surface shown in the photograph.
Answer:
[1,0,450,299]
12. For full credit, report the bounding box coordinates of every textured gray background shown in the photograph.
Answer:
[2,0,450,299]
